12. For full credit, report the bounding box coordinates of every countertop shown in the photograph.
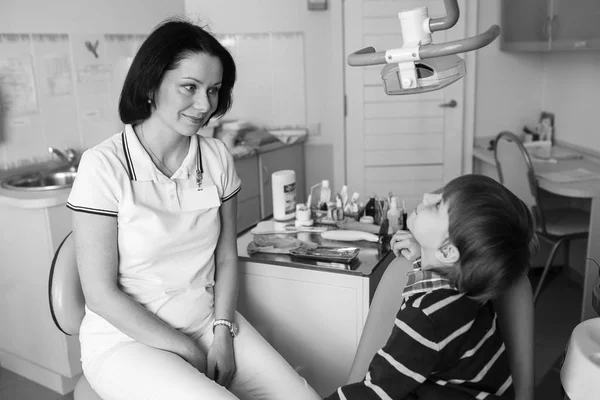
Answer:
[236,220,395,277]
[0,138,306,210]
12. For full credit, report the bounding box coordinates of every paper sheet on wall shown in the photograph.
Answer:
[0,57,38,118]
[32,33,80,151]
[70,34,115,148]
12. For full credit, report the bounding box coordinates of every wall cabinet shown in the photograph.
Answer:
[501,0,600,51]
[235,142,306,232]
[235,155,261,233]
[258,143,306,219]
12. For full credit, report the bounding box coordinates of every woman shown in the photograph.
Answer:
[67,17,320,400]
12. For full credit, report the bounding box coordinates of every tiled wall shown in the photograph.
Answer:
[0,30,306,170]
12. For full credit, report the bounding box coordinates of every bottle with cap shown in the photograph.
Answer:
[319,179,331,208]
[387,196,401,232]
[401,200,408,230]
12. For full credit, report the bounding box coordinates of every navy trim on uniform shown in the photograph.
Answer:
[67,202,118,217]
[222,185,241,202]
[122,131,136,181]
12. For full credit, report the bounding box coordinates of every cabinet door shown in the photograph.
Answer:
[552,0,600,50]
[500,0,551,51]
[237,261,369,397]
[234,156,261,232]
[258,144,306,218]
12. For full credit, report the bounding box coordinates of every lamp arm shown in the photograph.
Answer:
[429,0,460,32]
[419,25,500,59]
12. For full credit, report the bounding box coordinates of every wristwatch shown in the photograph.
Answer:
[213,319,238,338]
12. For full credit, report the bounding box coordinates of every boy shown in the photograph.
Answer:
[326,174,535,400]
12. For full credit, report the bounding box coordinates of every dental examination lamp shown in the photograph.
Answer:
[347,0,500,95]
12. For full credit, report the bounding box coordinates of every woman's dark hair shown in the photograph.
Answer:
[118,17,236,125]
[432,174,537,303]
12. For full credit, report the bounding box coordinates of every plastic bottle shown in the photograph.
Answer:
[339,185,349,208]
[271,170,296,221]
[319,180,331,207]
[387,196,401,232]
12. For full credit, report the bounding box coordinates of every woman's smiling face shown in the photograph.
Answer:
[151,51,223,137]
[407,192,451,251]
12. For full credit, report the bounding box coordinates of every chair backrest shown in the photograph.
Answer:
[48,231,85,336]
[347,256,412,384]
[494,131,546,233]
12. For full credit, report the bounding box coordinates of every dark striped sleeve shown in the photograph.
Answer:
[325,305,440,400]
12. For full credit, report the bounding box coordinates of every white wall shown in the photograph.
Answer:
[475,1,600,155]
[0,0,185,168]
[475,1,545,139]
[542,51,600,151]
[1,0,183,33]
[184,0,345,191]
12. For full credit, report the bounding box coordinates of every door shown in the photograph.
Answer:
[344,0,467,210]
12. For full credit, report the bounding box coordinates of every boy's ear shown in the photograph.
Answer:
[435,243,460,265]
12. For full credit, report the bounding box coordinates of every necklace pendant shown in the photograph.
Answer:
[196,170,203,191]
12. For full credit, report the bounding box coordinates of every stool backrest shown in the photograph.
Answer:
[48,231,85,336]
[494,131,547,234]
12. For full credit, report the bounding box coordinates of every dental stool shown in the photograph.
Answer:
[560,318,600,399]
[49,231,103,400]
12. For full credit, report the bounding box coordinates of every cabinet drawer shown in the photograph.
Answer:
[237,195,260,233]
[235,156,259,202]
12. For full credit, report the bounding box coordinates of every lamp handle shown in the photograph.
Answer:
[419,25,500,60]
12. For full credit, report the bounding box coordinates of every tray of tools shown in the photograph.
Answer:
[288,246,360,263]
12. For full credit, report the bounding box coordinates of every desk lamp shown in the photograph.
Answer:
[347,0,500,95]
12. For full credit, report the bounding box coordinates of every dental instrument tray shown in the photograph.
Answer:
[289,246,360,263]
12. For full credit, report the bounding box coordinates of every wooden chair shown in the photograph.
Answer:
[494,131,589,305]
[48,231,103,400]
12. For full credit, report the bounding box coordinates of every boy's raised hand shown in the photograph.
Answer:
[390,230,421,261]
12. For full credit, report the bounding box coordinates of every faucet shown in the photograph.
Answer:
[48,147,79,171]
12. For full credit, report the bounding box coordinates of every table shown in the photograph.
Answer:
[473,144,600,321]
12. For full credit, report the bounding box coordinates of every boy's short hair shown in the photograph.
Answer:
[119,17,236,126]
[434,174,536,302]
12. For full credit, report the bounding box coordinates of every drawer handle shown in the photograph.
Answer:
[263,165,270,185]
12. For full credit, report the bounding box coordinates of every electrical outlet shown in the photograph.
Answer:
[308,122,321,136]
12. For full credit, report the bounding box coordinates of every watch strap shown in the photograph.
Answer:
[213,319,237,338]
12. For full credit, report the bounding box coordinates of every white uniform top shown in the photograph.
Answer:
[67,124,241,361]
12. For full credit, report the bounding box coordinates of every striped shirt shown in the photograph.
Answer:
[326,267,514,400]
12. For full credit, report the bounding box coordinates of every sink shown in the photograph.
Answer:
[1,170,77,191]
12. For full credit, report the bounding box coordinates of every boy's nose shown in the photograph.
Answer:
[422,192,442,206]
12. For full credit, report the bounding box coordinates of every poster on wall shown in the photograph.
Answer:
[0,58,37,117]
[105,33,147,131]
[70,33,114,149]
[0,34,38,118]
[32,33,80,152]
[0,33,45,167]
